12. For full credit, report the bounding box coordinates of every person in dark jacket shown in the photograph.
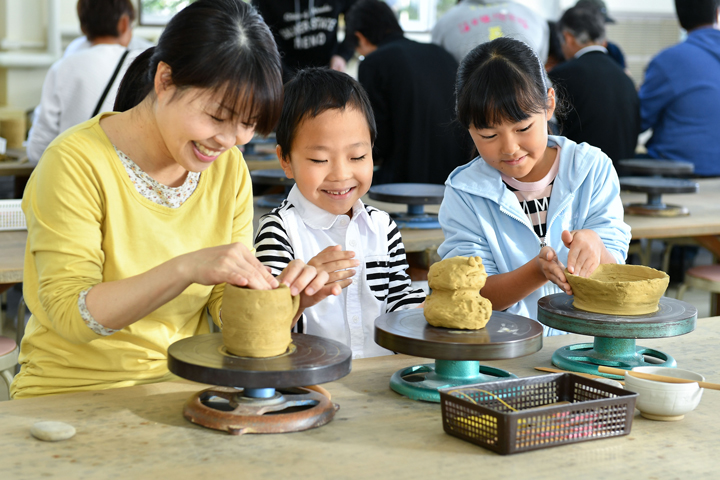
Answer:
[345,0,471,185]
[253,0,357,81]
[549,5,640,166]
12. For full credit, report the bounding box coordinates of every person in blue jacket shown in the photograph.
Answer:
[437,37,631,334]
[638,0,720,176]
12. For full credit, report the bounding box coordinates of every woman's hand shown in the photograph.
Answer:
[308,245,358,287]
[179,242,278,290]
[537,246,572,295]
[563,229,605,278]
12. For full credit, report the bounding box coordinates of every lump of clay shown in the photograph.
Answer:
[425,256,492,329]
[31,421,76,442]
[566,264,669,316]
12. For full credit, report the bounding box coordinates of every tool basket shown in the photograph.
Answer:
[439,373,637,455]
[0,199,26,231]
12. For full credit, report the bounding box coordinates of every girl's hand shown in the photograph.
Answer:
[308,245,359,286]
[537,246,572,295]
[180,243,278,290]
[563,229,604,278]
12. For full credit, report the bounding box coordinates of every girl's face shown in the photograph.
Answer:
[154,64,256,173]
[469,89,556,183]
[279,107,373,217]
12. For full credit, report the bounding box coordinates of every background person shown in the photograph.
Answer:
[346,0,470,184]
[252,0,358,82]
[27,0,145,163]
[431,0,549,65]
[639,0,720,176]
[549,5,640,166]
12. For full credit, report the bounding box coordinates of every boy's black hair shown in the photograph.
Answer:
[77,0,135,41]
[675,0,720,31]
[114,0,282,135]
[276,68,377,159]
[345,0,403,47]
[456,37,562,130]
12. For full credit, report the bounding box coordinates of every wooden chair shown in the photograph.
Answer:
[677,265,720,317]
[0,335,18,401]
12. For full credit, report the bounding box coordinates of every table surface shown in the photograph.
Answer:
[1,316,718,479]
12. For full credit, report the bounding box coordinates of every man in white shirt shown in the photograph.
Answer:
[27,0,146,162]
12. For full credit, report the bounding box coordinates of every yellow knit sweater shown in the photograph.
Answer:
[12,115,254,398]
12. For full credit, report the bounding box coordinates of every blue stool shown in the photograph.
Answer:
[368,183,444,229]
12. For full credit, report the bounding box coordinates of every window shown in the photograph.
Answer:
[386,0,456,32]
[138,0,193,26]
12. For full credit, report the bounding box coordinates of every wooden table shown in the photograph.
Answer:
[1,316,717,479]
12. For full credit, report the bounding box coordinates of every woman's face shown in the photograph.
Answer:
[154,64,256,172]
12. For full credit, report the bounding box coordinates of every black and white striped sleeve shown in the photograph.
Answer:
[254,212,294,276]
[385,217,426,313]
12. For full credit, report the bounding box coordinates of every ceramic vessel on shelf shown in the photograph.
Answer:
[624,366,704,421]
[565,264,669,315]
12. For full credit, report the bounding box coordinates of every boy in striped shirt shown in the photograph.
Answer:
[254,68,425,359]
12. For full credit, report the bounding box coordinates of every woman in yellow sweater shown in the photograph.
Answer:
[12,0,340,399]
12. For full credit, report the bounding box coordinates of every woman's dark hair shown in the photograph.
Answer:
[276,68,376,159]
[77,0,135,41]
[675,0,720,31]
[346,0,403,47]
[456,37,561,130]
[114,0,282,135]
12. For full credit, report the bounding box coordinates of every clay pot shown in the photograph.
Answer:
[566,264,669,316]
[221,284,300,357]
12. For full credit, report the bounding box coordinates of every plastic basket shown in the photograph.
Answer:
[439,373,638,455]
[0,199,26,231]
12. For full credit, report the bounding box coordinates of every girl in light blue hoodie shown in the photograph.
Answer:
[438,37,631,333]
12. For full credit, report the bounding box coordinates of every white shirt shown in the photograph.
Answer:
[254,186,425,359]
[27,44,142,162]
[63,35,154,57]
[574,45,609,59]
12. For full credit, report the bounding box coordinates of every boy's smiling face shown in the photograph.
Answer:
[279,107,373,217]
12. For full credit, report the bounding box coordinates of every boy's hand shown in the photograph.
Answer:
[537,246,572,295]
[563,229,604,278]
[308,245,359,286]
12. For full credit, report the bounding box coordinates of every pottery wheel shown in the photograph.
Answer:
[620,177,698,217]
[168,333,351,389]
[368,183,444,229]
[168,333,351,435]
[617,159,694,176]
[537,294,697,339]
[537,293,697,378]
[374,309,542,402]
[375,308,542,360]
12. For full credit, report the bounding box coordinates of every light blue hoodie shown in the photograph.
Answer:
[438,136,631,333]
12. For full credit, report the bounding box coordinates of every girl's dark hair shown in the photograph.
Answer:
[77,0,135,41]
[114,0,282,135]
[346,0,404,47]
[675,0,720,31]
[456,37,561,130]
[276,68,376,159]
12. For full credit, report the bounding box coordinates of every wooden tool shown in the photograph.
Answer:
[598,366,720,391]
[534,367,625,385]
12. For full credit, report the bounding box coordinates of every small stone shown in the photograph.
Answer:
[30,421,76,442]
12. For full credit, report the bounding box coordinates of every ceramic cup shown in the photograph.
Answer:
[220,284,300,358]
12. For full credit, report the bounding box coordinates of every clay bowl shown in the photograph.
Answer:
[624,367,704,421]
[565,264,669,315]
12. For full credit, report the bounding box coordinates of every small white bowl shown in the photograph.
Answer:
[624,367,704,421]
